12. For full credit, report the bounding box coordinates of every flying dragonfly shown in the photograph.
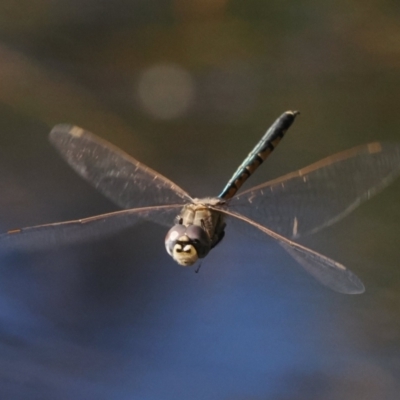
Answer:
[2,111,400,294]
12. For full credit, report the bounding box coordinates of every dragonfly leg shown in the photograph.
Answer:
[195,262,202,273]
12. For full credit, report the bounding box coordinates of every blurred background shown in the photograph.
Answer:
[0,0,399,399]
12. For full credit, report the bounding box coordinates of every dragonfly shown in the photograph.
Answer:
[2,111,400,294]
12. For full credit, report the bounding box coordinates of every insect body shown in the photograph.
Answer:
[2,111,400,294]
[165,198,226,266]
[166,111,298,266]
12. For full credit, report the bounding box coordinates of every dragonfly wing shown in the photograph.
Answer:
[49,125,192,209]
[229,142,400,238]
[278,242,364,294]
[213,207,365,294]
[0,205,182,252]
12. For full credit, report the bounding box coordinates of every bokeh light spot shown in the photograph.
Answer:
[137,64,195,120]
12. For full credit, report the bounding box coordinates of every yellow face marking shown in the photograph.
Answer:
[173,243,198,266]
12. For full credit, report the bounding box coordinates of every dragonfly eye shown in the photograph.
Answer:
[165,224,187,256]
[165,224,189,257]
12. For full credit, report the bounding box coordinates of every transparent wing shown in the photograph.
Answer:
[229,143,400,238]
[0,205,182,252]
[49,125,192,209]
[213,207,365,294]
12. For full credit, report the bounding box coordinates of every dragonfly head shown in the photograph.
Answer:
[165,224,211,266]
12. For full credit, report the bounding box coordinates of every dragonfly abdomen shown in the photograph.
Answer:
[218,111,299,200]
